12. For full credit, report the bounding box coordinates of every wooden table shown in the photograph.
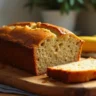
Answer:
[0,93,21,96]
[0,62,96,96]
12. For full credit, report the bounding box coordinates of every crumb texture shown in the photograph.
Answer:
[37,34,82,74]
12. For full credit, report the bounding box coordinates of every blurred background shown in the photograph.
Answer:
[0,0,96,35]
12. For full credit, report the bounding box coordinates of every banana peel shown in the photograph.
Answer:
[79,36,96,52]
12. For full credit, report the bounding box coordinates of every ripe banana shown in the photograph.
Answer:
[79,36,96,52]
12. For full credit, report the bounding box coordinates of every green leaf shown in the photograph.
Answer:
[74,6,81,12]
[77,0,84,4]
[60,2,65,14]
[24,0,88,14]
[91,0,96,4]
[60,1,70,14]
[65,1,70,14]
[69,0,75,6]
[57,0,64,3]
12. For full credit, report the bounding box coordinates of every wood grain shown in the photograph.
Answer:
[0,63,96,96]
[0,93,21,96]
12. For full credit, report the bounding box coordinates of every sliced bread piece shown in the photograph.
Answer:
[47,59,96,83]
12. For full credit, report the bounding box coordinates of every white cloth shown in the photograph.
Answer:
[0,84,38,96]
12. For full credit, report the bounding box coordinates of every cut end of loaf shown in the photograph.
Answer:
[36,34,83,75]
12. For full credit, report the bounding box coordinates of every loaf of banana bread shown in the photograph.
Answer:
[0,22,84,75]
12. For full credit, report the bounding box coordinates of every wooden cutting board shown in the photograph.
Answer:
[0,63,96,96]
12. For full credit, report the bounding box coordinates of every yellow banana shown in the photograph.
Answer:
[79,36,96,52]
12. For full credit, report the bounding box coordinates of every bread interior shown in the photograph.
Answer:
[37,34,81,74]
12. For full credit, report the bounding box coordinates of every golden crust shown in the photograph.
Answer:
[8,22,36,27]
[0,26,13,34]
[8,22,84,41]
[37,22,83,41]
[37,22,76,36]
[0,25,56,47]
[0,22,84,48]
[9,22,69,35]
[9,22,83,38]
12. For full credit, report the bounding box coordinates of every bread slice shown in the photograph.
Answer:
[47,59,96,83]
[0,22,84,75]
